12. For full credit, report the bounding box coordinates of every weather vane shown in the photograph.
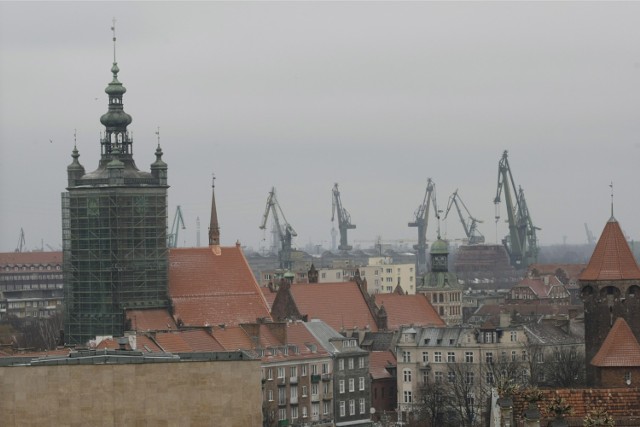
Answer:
[111,18,117,63]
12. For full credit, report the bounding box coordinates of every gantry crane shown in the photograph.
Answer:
[331,183,356,252]
[260,187,297,269]
[168,205,185,248]
[444,189,485,245]
[15,228,26,252]
[494,150,539,268]
[584,223,596,245]
[408,178,440,274]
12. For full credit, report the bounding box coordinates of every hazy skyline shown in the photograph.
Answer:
[2,1,640,254]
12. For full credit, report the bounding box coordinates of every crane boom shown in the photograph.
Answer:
[408,178,439,274]
[494,150,539,268]
[168,206,186,248]
[259,187,297,269]
[331,183,356,251]
[444,189,485,245]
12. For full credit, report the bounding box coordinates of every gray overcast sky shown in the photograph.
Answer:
[1,1,640,253]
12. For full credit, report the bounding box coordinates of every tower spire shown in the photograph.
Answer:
[209,174,220,246]
[609,181,615,220]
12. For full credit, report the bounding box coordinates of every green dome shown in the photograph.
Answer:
[430,239,449,254]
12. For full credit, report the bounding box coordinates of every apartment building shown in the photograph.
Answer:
[359,257,416,295]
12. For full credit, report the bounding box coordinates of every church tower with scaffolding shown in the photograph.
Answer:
[62,26,170,345]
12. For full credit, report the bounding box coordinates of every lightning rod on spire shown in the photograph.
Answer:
[111,18,117,63]
[610,181,614,218]
[155,126,160,146]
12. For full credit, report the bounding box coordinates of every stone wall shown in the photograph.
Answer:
[0,358,262,426]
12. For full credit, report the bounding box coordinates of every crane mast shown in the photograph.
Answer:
[331,183,356,251]
[494,150,539,268]
[444,189,485,245]
[260,187,297,269]
[168,206,186,248]
[408,178,439,274]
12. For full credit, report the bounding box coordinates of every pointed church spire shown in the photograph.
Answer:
[209,174,220,246]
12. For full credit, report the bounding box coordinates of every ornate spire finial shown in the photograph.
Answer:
[111,18,117,63]
[155,126,160,147]
[73,128,77,148]
[209,174,220,246]
[610,181,614,219]
[212,173,216,188]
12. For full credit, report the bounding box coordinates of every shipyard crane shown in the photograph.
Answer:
[494,150,540,269]
[15,228,26,252]
[331,183,356,251]
[168,206,185,248]
[408,178,440,274]
[259,187,297,269]
[444,189,485,245]
[584,223,596,245]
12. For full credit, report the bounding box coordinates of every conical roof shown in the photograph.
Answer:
[591,317,640,367]
[580,218,640,281]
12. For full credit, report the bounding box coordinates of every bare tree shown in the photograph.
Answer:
[415,378,452,427]
[4,312,63,350]
[543,345,585,388]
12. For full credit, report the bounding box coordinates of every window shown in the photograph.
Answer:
[447,352,456,363]
[268,390,274,401]
[278,388,286,405]
[358,357,365,369]
[339,401,346,417]
[359,398,365,414]
[349,399,355,415]
[466,372,475,385]
[486,372,494,385]
[349,378,355,392]
[465,352,474,363]
[510,331,517,342]
[625,371,632,384]
[448,371,456,383]
[291,366,297,377]
[302,406,308,418]
[323,401,330,415]
[403,351,411,363]
[348,358,354,370]
[312,364,318,375]
[277,367,285,378]
[339,359,345,370]
[435,372,443,383]
[267,368,273,380]
[301,364,308,376]
[537,352,544,363]
[434,352,442,363]
[486,352,493,364]
[279,408,286,421]
[403,390,413,403]
[359,376,365,391]
[322,362,329,374]
[511,351,517,362]
[302,386,308,397]
[422,351,429,363]
[291,386,298,400]
[522,351,528,361]
[386,277,393,282]
[339,380,345,394]
[311,383,318,397]
[403,369,412,382]
[291,406,298,419]
[312,403,319,418]
[501,351,507,362]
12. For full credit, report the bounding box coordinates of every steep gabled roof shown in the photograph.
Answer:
[287,282,378,332]
[374,293,445,329]
[168,246,271,327]
[369,350,396,380]
[153,330,225,353]
[591,317,640,367]
[580,218,640,281]
[126,308,177,331]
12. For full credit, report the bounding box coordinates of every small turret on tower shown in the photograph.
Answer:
[209,174,220,247]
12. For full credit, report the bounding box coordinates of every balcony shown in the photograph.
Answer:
[322,392,333,400]
[290,396,298,405]
[278,420,289,427]
[311,394,320,402]
[321,373,331,382]
[311,374,321,383]
[278,377,286,385]
[290,376,298,384]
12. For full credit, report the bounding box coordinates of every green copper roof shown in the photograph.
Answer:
[430,239,449,255]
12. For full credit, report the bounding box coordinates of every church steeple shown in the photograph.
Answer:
[209,174,220,246]
[99,19,133,158]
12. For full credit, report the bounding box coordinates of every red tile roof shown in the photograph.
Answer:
[169,246,271,327]
[580,219,640,281]
[288,282,378,332]
[96,338,131,350]
[514,276,563,298]
[211,326,254,351]
[0,251,62,266]
[153,330,225,353]
[374,293,445,329]
[126,308,177,331]
[135,335,164,353]
[591,317,640,367]
[369,350,396,380]
[260,286,278,310]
